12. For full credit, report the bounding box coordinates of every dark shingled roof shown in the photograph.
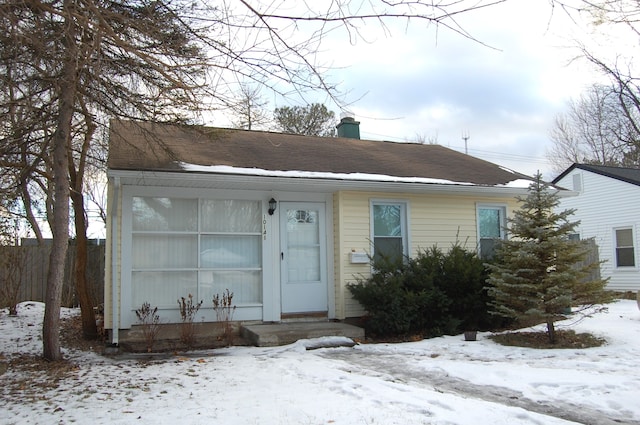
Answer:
[108,120,533,186]
[553,163,640,187]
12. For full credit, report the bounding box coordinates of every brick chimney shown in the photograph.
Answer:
[336,113,360,139]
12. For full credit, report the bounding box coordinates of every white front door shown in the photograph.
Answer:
[280,202,328,314]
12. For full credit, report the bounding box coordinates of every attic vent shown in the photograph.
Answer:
[572,174,582,192]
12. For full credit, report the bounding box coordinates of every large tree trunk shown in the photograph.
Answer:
[70,102,98,339]
[43,121,72,361]
[42,0,76,361]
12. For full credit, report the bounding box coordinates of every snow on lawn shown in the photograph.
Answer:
[1,301,639,425]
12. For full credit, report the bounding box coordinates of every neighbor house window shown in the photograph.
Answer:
[615,228,635,267]
[371,201,408,264]
[131,197,262,309]
[477,205,506,260]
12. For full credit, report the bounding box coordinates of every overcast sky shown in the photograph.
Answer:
[244,1,620,180]
[318,1,608,180]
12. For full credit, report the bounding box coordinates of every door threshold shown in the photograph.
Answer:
[281,311,328,322]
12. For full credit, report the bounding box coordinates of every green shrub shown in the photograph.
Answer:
[348,242,497,339]
[434,244,495,331]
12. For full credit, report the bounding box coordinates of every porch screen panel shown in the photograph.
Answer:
[133,234,197,269]
[200,200,262,304]
[132,271,197,308]
[200,235,260,268]
[133,197,197,231]
[201,200,261,232]
[199,270,262,304]
[131,197,198,310]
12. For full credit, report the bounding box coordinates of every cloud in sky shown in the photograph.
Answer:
[210,1,616,180]
[308,1,602,179]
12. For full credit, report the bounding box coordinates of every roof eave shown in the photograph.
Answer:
[107,169,549,197]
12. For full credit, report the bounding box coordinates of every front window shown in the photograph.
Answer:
[615,228,635,267]
[477,205,506,260]
[131,197,262,309]
[372,201,408,264]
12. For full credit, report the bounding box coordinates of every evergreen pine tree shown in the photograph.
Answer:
[486,172,612,343]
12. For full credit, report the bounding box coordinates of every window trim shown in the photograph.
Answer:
[370,199,409,263]
[614,226,636,268]
[476,203,507,259]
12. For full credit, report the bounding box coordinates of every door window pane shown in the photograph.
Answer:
[286,209,321,282]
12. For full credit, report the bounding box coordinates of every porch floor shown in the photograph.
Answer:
[241,321,365,347]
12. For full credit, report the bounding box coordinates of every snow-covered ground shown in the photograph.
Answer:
[1,300,639,425]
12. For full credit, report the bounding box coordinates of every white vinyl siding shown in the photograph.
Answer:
[555,169,640,291]
[335,191,519,318]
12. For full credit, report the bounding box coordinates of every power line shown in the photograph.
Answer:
[361,130,552,166]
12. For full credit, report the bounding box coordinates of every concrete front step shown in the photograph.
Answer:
[241,321,365,347]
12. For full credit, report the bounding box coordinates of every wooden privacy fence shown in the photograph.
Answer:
[577,238,601,282]
[0,244,105,308]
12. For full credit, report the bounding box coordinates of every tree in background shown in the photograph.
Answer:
[274,104,336,137]
[486,173,612,344]
[547,84,639,174]
[552,2,640,173]
[229,84,271,130]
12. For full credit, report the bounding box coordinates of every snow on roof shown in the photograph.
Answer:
[178,163,475,186]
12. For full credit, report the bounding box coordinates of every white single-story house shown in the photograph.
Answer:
[553,164,640,292]
[104,118,543,346]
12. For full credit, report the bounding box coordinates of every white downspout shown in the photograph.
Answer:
[111,176,120,346]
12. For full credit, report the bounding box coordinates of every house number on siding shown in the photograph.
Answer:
[263,215,267,240]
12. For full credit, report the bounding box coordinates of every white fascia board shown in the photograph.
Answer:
[107,169,537,198]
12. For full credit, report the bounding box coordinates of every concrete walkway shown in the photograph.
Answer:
[241,321,364,347]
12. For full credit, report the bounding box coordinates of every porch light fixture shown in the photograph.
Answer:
[268,198,277,215]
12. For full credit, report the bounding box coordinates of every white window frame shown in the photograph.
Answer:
[370,199,409,264]
[476,204,507,259]
[613,226,636,268]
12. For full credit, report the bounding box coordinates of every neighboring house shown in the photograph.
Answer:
[104,118,541,346]
[553,164,640,292]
